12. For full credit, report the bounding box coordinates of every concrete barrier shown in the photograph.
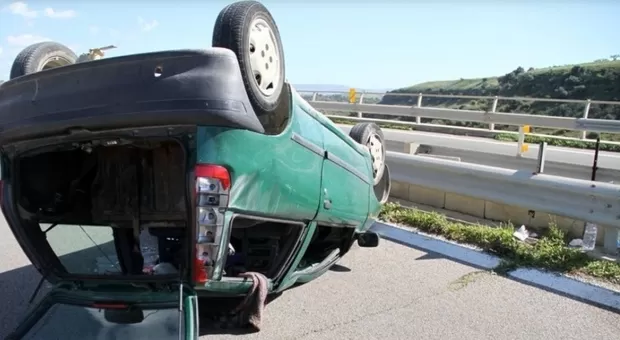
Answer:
[389,180,608,246]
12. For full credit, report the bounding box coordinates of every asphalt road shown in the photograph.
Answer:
[1,217,619,339]
[337,125,620,182]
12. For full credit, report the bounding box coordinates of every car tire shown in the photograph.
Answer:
[349,122,386,186]
[10,41,77,79]
[373,164,391,204]
[212,1,286,116]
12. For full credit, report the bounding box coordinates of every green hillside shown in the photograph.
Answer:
[379,59,620,139]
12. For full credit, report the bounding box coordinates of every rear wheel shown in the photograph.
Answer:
[212,1,286,116]
[10,41,77,79]
[349,123,386,186]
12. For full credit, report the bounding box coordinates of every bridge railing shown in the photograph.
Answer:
[386,151,620,254]
[298,89,620,144]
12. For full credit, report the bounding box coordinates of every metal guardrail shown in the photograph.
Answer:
[386,151,620,229]
[300,89,620,142]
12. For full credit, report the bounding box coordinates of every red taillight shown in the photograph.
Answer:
[195,164,230,190]
[92,303,129,309]
[193,256,209,283]
[193,164,231,283]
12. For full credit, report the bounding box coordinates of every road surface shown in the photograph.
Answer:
[1,217,619,339]
[337,124,620,169]
[338,125,620,182]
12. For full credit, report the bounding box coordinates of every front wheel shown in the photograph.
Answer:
[349,122,386,186]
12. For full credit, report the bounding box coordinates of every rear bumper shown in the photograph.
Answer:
[0,48,265,145]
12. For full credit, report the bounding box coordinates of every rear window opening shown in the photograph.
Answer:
[222,217,304,279]
[12,135,192,278]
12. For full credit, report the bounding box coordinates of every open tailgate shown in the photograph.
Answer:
[7,283,199,340]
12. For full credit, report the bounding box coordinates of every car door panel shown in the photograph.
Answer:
[196,101,325,222]
[316,128,371,227]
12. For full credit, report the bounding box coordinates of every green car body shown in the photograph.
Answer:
[1,2,389,337]
[197,87,382,295]
[1,69,387,340]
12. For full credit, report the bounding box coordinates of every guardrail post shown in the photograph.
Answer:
[517,125,529,157]
[416,93,422,124]
[357,91,365,118]
[536,142,547,173]
[489,96,498,131]
[603,227,619,255]
[580,99,591,140]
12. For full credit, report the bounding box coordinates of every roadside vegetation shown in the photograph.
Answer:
[383,59,620,124]
[304,57,620,151]
[379,202,620,285]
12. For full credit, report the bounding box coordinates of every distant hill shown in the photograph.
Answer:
[380,59,620,123]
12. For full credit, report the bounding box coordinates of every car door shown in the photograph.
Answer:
[316,127,371,228]
[6,284,199,340]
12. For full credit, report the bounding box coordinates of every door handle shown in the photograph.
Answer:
[323,199,332,210]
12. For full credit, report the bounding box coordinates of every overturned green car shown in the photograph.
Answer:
[0,1,391,338]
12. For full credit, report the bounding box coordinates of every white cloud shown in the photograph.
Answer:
[7,34,50,47]
[0,46,3,56]
[138,17,159,32]
[43,7,77,19]
[6,2,38,18]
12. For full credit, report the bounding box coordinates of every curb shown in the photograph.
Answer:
[370,221,620,312]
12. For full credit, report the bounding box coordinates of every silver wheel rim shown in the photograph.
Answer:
[367,133,385,184]
[39,56,73,71]
[248,17,281,97]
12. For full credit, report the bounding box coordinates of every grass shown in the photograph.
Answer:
[328,117,620,152]
[397,77,500,93]
[379,202,620,284]
[396,60,620,93]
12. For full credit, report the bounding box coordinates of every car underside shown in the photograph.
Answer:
[9,126,357,283]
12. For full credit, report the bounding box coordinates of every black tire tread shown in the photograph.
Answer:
[10,41,77,79]
[212,1,285,115]
[349,122,384,145]
[349,122,386,185]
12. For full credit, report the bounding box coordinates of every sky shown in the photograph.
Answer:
[0,1,618,89]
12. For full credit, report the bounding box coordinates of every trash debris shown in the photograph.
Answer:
[569,239,583,248]
[513,225,530,242]
[582,222,598,251]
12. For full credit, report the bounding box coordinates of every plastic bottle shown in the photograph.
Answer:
[581,222,598,251]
